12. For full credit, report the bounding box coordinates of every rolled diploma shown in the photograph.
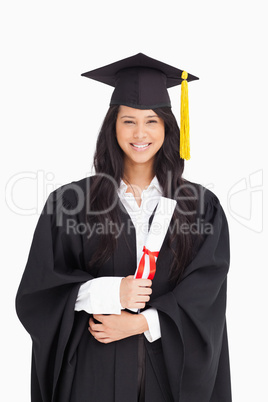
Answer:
[129,196,177,312]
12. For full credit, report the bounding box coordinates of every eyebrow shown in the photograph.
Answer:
[120,115,159,119]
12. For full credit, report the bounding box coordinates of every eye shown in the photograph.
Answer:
[147,120,158,124]
[123,120,135,125]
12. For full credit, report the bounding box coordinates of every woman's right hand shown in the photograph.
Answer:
[120,275,152,309]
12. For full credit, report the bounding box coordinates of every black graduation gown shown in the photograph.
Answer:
[16,176,232,402]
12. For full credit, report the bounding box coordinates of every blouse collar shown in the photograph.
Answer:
[118,175,163,195]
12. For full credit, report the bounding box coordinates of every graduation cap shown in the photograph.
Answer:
[81,53,198,160]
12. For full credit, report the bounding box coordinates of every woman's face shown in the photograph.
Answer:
[116,105,165,167]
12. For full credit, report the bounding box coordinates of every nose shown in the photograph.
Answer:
[133,123,147,139]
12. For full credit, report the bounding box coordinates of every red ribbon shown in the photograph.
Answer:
[136,246,159,280]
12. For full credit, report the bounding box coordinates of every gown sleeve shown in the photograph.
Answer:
[74,276,123,314]
[15,185,93,402]
[148,190,232,402]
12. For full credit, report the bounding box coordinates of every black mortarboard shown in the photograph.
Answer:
[81,53,199,159]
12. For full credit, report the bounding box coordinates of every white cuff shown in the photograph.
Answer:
[140,308,161,342]
[74,277,124,315]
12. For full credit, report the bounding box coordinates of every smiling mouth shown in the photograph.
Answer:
[130,143,152,151]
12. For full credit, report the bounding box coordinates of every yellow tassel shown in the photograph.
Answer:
[180,71,190,160]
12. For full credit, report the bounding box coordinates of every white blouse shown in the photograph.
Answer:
[74,176,162,342]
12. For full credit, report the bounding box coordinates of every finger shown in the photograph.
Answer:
[88,326,104,339]
[88,318,96,329]
[88,326,95,337]
[137,287,152,295]
[125,275,134,279]
[91,330,110,342]
[93,314,103,323]
[89,319,104,332]
[136,295,150,302]
[136,279,152,287]
[88,317,95,326]
[97,337,113,344]
[134,302,146,309]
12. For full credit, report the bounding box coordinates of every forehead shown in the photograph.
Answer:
[117,105,157,117]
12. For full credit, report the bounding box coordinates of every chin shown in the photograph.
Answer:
[128,154,155,165]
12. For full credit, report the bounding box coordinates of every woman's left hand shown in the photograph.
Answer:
[88,311,148,343]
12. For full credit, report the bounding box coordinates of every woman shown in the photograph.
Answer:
[16,53,232,401]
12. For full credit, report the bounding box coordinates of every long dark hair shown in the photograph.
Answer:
[87,105,199,283]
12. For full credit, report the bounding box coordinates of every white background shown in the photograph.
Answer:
[1,0,267,400]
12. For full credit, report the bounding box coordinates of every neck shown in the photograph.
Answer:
[123,159,155,189]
